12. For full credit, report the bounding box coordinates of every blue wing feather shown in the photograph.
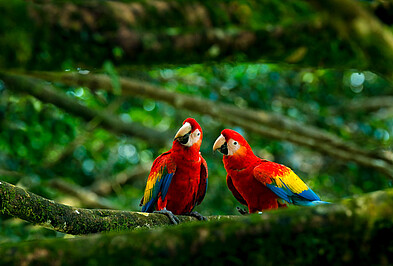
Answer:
[161,173,174,200]
[266,184,326,206]
[142,195,157,212]
[141,151,176,212]
[142,171,174,212]
[266,183,292,203]
[298,188,320,202]
[254,162,328,206]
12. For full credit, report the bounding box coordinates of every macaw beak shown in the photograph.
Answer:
[213,134,228,155]
[174,122,192,145]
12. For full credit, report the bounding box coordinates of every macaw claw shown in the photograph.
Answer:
[236,207,248,215]
[154,209,180,225]
[186,211,207,221]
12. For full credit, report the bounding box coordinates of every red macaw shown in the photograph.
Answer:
[213,129,327,213]
[141,118,208,223]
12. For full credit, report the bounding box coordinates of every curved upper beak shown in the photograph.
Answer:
[174,122,192,144]
[213,134,228,155]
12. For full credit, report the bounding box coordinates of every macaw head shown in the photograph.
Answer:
[213,129,253,158]
[174,118,203,149]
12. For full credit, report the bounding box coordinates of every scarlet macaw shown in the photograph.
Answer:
[141,118,208,223]
[213,129,327,213]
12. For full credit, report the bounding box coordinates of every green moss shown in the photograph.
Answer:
[4,187,393,265]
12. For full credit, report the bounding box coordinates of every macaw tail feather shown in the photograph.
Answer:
[310,200,330,205]
[293,200,331,206]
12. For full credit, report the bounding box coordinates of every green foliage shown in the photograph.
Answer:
[1,63,392,233]
[0,0,392,247]
[0,1,33,68]
[0,215,61,244]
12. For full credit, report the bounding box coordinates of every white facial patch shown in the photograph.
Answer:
[227,138,240,155]
[185,128,201,147]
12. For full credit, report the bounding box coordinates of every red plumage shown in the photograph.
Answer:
[155,142,207,214]
[215,129,324,213]
[224,154,281,213]
[141,118,208,215]
[217,129,280,212]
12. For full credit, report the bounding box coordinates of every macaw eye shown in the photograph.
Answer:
[197,132,200,136]
[233,141,238,145]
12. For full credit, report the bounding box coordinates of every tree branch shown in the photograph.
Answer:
[0,180,232,235]
[29,71,393,178]
[275,95,393,116]
[0,72,172,146]
[334,96,393,114]
[1,183,393,265]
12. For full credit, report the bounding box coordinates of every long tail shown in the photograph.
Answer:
[293,200,331,206]
[310,200,331,205]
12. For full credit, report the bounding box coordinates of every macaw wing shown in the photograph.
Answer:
[141,151,176,212]
[227,175,247,206]
[195,155,208,206]
[253,161,320,204]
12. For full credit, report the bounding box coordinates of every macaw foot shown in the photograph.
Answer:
[236,207,248,215]
[154,209,180,225]
[186,211,207,221]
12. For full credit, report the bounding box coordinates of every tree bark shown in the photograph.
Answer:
[27,71,393,179]
[1,182,393,265]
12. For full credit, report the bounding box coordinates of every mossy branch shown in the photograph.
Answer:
[0,180,232,235]
[1,185,393,265]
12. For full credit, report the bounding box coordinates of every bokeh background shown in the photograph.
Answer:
[1,0,392,243]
